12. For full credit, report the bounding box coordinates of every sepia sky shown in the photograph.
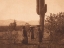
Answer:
[0,0,64,21]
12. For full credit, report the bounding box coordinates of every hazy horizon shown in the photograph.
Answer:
[0,19,39,26]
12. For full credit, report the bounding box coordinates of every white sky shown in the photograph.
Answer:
[0,0,64,21]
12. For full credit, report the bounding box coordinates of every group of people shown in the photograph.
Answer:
[22,25,43,44]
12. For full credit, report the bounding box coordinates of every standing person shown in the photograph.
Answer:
[38,25,42,42]
[22,26,28,44]
[24,23,30,44]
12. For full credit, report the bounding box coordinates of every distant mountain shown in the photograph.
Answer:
[16,20,26,26]
[28,20,39,25]
[0,19,39,26]
[0,19,26,26]
[0,19,13,26]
